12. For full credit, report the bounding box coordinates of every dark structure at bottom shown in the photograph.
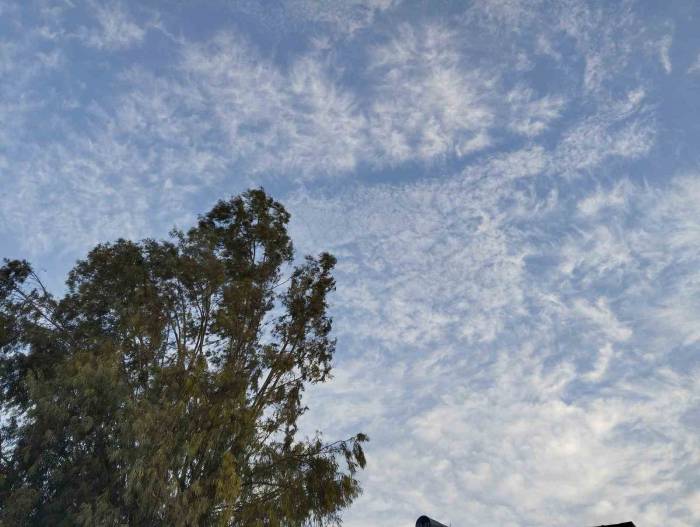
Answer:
[416,516,636,527]
[416,516,449,527]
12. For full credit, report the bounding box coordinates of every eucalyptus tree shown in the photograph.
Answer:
[0,189,367,526]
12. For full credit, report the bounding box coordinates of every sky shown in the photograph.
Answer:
[1,1,699,526]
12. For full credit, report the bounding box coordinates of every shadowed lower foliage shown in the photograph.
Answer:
[0,189,367,526]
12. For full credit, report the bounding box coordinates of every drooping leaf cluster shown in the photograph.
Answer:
[0,189,367,526]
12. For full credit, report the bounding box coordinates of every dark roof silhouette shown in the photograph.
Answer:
[416,516,636,527]
[416,516,448,527]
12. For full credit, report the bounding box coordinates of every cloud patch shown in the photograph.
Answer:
[81,2,148,50]
[293,165,700,527]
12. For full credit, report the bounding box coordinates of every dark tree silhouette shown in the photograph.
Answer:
[0,189,367,526]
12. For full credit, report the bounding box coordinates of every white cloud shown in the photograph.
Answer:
[688,53,700,74]
[557,225,634,284]
[6,1,670,256]
[555,2,638,93]
[584,342,614,382]
[284,0,398,35]
[553,108,654,176]
[179,32,370,177]
[80,2,149,50]
[368,23,498,162]
[469,0,539,33]
[659,34,673,74]
[571,298,632,342]
[2,3,699,527]
[506,85,565,137]
[577,180,631,216]
[293,160,700,527]
[472,0,659,94]
[626,176,700,349]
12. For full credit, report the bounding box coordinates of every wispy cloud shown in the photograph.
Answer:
[293,162,700,527]
[281,0,398,36]
[1,3,699,526]
[552,102,654,175]
[79,1,151,50]
[506,86,565,137]
[368,23,498,162]
[179,33,369,176]
[687,52,700,74]
[658,33,673,74]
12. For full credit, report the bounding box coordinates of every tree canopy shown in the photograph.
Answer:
[0,189,367,526]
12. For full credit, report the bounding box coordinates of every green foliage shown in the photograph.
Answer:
[0,189,367,526]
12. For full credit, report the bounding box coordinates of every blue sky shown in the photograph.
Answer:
[1,1,700,525]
